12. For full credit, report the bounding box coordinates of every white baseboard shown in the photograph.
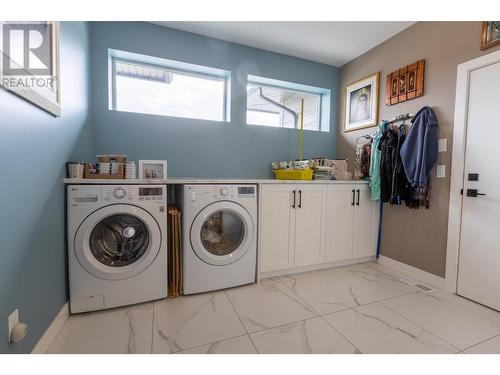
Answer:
[31,302,69,354]
[259,256,375,280]
[377,255,446,290]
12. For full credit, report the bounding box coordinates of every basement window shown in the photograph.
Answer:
[109,49,231,122]
[246,75,330,132]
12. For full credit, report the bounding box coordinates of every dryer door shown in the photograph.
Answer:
[190,201,254,266]
[74,204,161,280]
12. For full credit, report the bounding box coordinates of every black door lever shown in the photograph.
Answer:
[466,189,486,197]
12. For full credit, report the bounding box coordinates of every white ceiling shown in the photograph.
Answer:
[151,21,415,67]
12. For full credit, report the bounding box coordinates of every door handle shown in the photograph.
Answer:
[298,190,302,208]
[466,188,486,198]
[351,189,355,206]
[356,189,360,206]
[292,190,296,208]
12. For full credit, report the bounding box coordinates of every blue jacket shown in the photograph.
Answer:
[400,106,438,188]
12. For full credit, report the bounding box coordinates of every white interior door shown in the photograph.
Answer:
[353,186,379,258]
[325,185,354,262]
[259,185,295,273]
[294,185,326,267]
[457,61,500,310]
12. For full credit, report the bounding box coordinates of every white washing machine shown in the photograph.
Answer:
[180,185,257,294]
[67,184,168,313]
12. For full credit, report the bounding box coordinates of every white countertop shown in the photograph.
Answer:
[64,177,369,185]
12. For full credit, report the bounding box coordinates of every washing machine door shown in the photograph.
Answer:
[190,201,254,266]
[74,204,161,280]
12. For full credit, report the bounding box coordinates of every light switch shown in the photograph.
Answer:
[437,165,446,178]
[438,138,447,152]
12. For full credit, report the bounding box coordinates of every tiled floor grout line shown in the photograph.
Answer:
[274,275,364,354]
[287,262,465,354]
[224,282,325,352]
[378,297,462,352]
[172,333,252,354]
[318,313,363,354]
[150,303,155,354]
[223,290,260,353]
[274,277,321,317]
[455,333,500,354]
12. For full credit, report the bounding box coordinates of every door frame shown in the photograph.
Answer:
[445,49,500,293]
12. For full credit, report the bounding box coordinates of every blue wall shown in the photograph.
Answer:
[90,22,339,178]
[0,22,92,353]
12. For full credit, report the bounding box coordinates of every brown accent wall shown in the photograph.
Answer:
[337,22,500,277]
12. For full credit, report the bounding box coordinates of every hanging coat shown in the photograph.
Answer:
[378,125,409,205]
[369,121,387,201]
[400,106,438,188]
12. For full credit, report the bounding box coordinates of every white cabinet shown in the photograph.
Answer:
[260,184,325,273]
[259,185,296,273]
[325,184,379,262]
[325,186,355,262]
[260,182,379,277]
[294,185,326,268]
[353,186,379,258]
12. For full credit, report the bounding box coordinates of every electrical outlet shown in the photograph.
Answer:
[8,309,19,343]
[438,138,447,152]
[437,165,446,178]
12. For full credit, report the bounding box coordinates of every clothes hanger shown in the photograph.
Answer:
[356,134,373,144]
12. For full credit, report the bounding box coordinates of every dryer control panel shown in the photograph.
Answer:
[184,185,256,203]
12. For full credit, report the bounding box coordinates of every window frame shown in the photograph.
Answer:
[109,50,231,123]
[246,75,331,132]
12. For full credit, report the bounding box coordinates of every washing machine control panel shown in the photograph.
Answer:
[102,185,165,204]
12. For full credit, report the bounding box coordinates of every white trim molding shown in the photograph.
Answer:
[445,49,500,294]
[31,303,69,354]
[377,255,446,290]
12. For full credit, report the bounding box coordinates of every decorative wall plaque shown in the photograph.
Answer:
[385,60,425,106]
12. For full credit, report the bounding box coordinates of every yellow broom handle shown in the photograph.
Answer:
[299,98,305,161]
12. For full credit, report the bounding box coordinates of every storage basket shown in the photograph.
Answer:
[274,168,313,180]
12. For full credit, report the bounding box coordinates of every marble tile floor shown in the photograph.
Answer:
[46,261,500,354]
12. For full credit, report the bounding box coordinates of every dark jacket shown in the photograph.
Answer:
[378,125,409,204]
[400,106,438,188]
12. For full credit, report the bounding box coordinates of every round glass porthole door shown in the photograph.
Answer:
[75,205,161,280]
[190,201,254,266]
[89,214,150,267]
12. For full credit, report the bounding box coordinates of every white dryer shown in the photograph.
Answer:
[67,185,168,313]
[180,185,257,294]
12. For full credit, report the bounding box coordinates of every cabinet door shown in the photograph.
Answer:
[259,185,295,273]
[353,185,379,258]
[325,185,355,262]
[294,185,327,267]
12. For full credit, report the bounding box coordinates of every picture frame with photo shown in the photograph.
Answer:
[138,160,168,180]
[481,21,500,50]
[344,72,379,132]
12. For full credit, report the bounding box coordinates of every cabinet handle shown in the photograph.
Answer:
[292,190,296,208]
[351,189,355,206]
[298,190,302,208]
[356,189,360,206]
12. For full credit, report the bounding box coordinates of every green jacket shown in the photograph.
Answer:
[369,121,387,201]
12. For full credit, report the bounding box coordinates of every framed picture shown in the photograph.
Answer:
[139,160,168,180]
[385,60,425,106]
[481,21,500,50]
[344,72,379,132]
[0,21,61,116]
